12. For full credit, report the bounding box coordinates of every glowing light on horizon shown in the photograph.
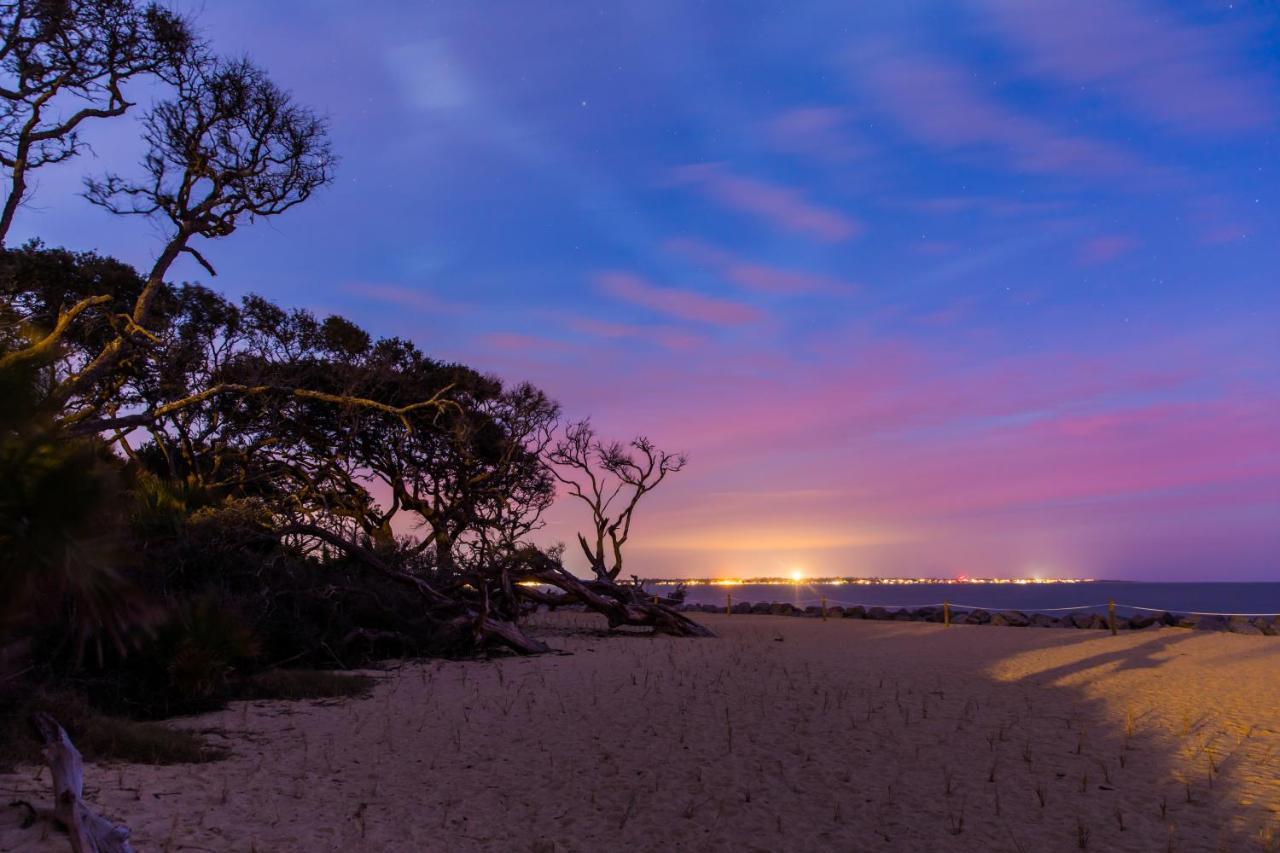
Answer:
[790,568,805,582]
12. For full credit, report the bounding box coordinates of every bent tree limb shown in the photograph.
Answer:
[278,523,549,655]
[29,712,135,853]
[523,558,714,638]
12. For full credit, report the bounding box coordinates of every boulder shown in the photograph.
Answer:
[996,610,1030,627]
[866,606,890,620]
[1227,615,1263,635]
[826,606,846,618]
[803,605,824,618]
[891,608,915,621]
[1031,614,1057,628]
[1128,613,1156,630]
[843,605,866,619]
[731,602,753,615]
[914,607,942,622]
[768,602,796,616]
[1252,617,1277,636]
[751,602,771,614]
[1193,615,1229,632]
[964,609,991,625]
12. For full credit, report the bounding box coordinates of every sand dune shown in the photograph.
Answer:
[3,614,1279,851]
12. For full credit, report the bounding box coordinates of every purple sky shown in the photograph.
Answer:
[14,1,1280,580]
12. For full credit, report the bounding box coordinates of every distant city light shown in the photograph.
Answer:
[649,576,1094,587]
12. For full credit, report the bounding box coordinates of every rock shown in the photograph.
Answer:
[1175,616,1197,629]
[1113,616,1130,631]
[731,602,752,615]
[866,606,890,620]
[1062,613,1089,629]
[1128,614,1156,630]
[803,606,824,617]
[913,607,942,622]
[1087,614,1108,630]
[1252,617,1277,636]
[701,603,720,613]
[891,608,914,621]
[963,609,991,625]
[1030,614,1057,628]
[1227,615,1263,635]
[997,610,1030,627]
[826,606,845,618]
[751,602,771,614]
[843,605,866,619]
[1194,615,1229,632]
[768,602,796,616]
[1158,611,1178,626]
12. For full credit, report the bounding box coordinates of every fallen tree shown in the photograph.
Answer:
[18,712,135,853]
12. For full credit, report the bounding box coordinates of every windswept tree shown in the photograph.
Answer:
[0,0,196,242]
[60,57,335,430]
[548,419,687,582]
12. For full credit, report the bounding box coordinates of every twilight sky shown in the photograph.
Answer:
[13,1,1280,580]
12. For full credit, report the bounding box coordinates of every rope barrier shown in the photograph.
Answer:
[710,595,1280,618]
[1116,604,1280,617]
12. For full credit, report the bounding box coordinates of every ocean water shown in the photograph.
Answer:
[659,582,1280,617]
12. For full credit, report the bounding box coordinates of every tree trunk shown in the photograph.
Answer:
[523,561,714,638]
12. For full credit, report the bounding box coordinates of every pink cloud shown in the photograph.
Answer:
[667,163,863,242]
[904,196,1070,217]
[593,271,763,327]
[855,48,1139,177]
[341,283,468,314]
[665,237,857,296]
[977,0,1275,135]
[1078,235,1139,265]
[480,332,571,354]
[564,314,704,351]
[763,106,870,162]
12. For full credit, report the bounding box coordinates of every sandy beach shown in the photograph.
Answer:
[3,613,1279,852]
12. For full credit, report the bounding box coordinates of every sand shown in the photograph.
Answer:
[3,613,1280,852]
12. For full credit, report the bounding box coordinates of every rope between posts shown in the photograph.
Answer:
[1117,604,1280,617]
[710,595,1280,618]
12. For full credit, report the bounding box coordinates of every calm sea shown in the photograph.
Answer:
[658,582,1280,617]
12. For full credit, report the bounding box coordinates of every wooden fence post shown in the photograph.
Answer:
[726,591,732,615]
[821,596,828,620]
[1108,600,1117,635]
[944,601,951,627]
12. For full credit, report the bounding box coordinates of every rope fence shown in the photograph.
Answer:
[706,593,1280,617]
[701,591,1280,635]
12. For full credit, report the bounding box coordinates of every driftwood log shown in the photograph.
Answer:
[28,712,135,853]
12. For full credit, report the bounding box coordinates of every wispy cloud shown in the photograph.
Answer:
[340,283,469,314]
[977,0,1275,135]
[667,163,863,242]
[594,271,763,326]
[852,45,1140,177]
[763,106,870,163]
[564,314,705,351]
[1078,235,1139,265]
[665,237,857,296]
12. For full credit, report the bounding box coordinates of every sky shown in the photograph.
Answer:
[12,1,1280,580]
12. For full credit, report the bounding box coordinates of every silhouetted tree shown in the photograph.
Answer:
[0,0,195,242]
[548,419,687,581]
